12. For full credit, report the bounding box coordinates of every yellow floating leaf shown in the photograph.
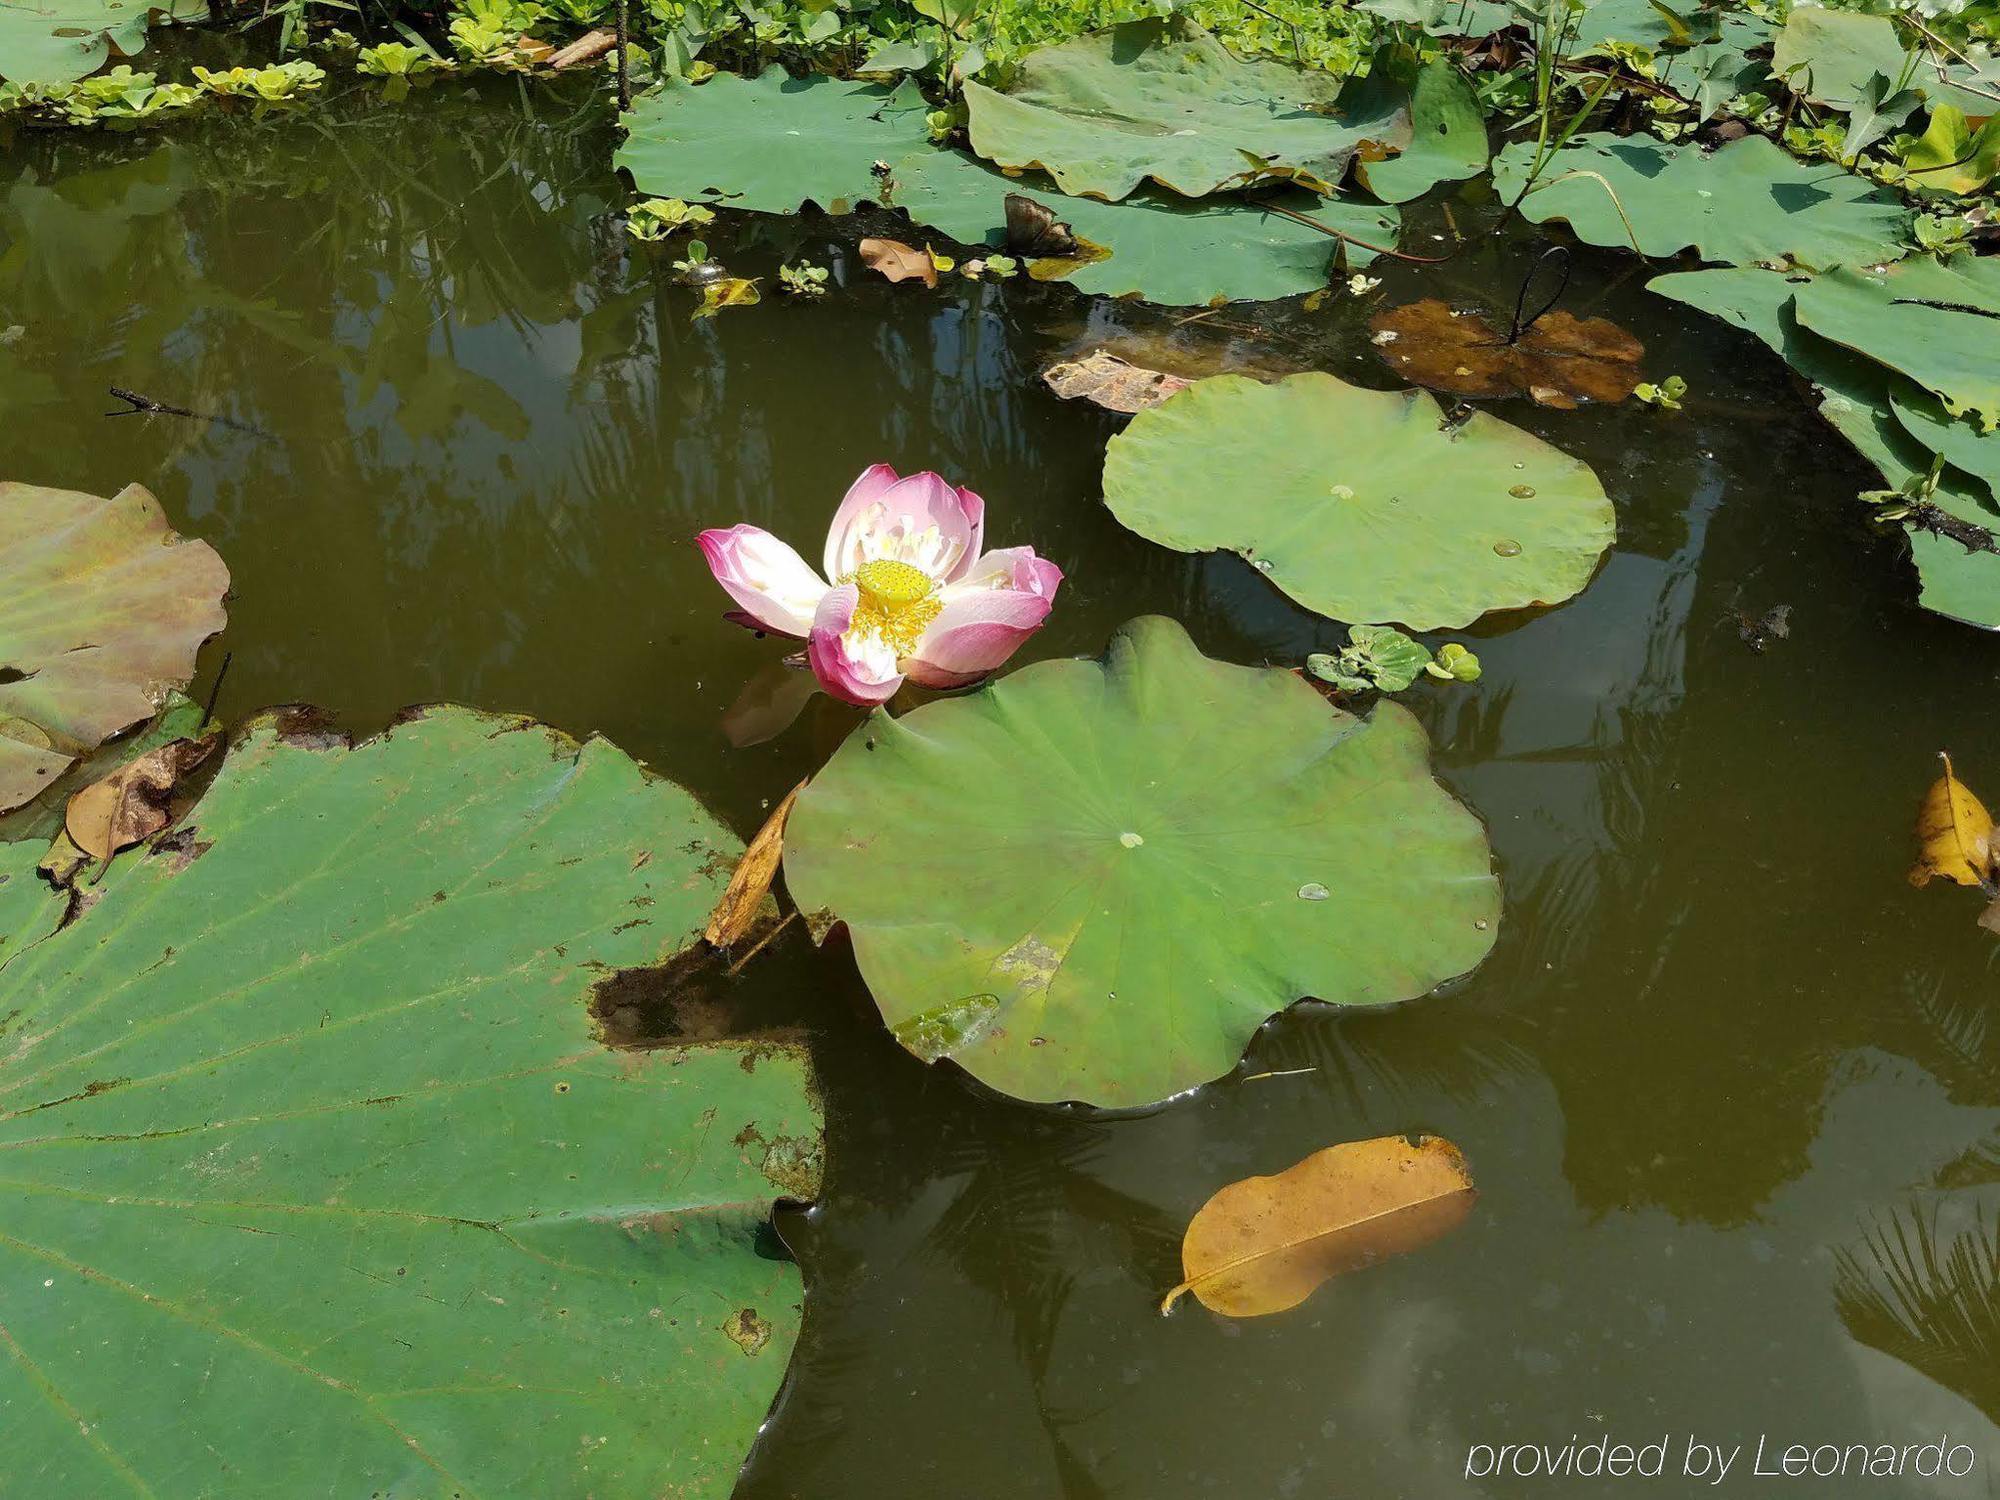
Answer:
[1908,751,1996,889]
[1162,1135,1475,1318]
[703,780,804,948]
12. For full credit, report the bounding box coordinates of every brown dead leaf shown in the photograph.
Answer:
[546,28,615,67]
[1162,1135,1476,1318]
[704,779,806,948]
[1040,351,1191,414]
[61,733,219,864]
[859,238,938,289]
[1370,298,1645,409]
[1909,751,1997,890]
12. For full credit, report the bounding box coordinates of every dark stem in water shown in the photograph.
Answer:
[1507,245,1571,343]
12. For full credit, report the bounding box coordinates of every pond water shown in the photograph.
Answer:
[5,62,2000,1498]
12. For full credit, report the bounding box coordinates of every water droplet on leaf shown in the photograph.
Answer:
[1493,539,1522,557]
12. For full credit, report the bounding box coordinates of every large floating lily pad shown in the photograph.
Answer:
[0,706,821,1497]
[1492,133,1913,269]
[1793,257,2000,433]
[0,481,227,816]
[891,148,1397,304]
[0,0,199,85]
[963,17,1412,201]
[1099,373,1615,628]
[1890,383,2000,498]
[617,69,928,215]
[782,616,1499,1108]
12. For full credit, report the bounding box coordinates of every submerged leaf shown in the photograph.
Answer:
[1909,751,1997,890]
[1369,298,1645,408]
[859,236,939,287]
[1162,1136,1476,1317]
[782,617,1499,1107]
[693,277,761,318]
[705,779,804,948]
[1040,351,1191,413]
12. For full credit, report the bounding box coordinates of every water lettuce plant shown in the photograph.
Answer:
[698,464,1061,705]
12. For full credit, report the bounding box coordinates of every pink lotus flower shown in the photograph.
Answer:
[698,464,1063,707]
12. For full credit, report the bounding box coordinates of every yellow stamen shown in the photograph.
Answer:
[849,558,942,658]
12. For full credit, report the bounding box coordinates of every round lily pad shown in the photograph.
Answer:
[616,69,929,215]
[1100,373,1615,628]
[1793,256,2000,434]
[0,480,228,815]
[963,16,1413,201]
[782,616,1500,1108]
[0,0,201,86]
[0,706,821,1498]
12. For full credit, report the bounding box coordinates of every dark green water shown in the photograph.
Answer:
[4,66,2000,1499]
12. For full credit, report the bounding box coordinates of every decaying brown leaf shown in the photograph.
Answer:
[859,238,938,289]
[1162,1135,1476,1318]
[1004,193,1077,257]
[1040,351,1191,414]
[59,733,219,865]
[1370,298,1645,409]
[704,779,806,948]
[1910,751,1998,890]
[546,28,616,67]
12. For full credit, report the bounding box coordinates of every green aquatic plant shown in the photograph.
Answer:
[0,706,822,1498]
[782,616,1500,1107]
[1307,626,1482,692]
[0,0,201,87]
[1100,372,1615,629]
[778,260,831,295]
[191,59,327,100]
[1634,374,1688,408]
[626,194,715,239]
[354,39,448,75]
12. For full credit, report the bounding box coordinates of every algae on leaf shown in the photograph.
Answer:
[963,17,1413,201]
[0,706,821,1499]
[617,69,929,215]
[782,616,1499,1109]
[1492,133,1913,269]
[1100,373,1614,629]
[891,147,1399,305]
[0,481,227,816]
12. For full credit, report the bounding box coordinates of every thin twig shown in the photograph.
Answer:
[201,651,233,727]
[614,0,630,111]
[104,387,273,440]
[725,909,798,975]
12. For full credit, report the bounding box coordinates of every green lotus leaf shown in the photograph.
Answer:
[1649,266,2000,627]
[1792,257,2000,433]
[890,147,1398,304]
[962,17,1412,201]
[0,706,822,1496]
[782,616,1499,1108]
[616,69,929,215]
[1099,373,1615,629]
[0,0,200,85]
[1352,0,1512,38]
[1355,56,1489,204]
[0,481,227,816]
[1491,133,1912,269]
[1890,383,2000,498]
[1770,7,1999,118]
